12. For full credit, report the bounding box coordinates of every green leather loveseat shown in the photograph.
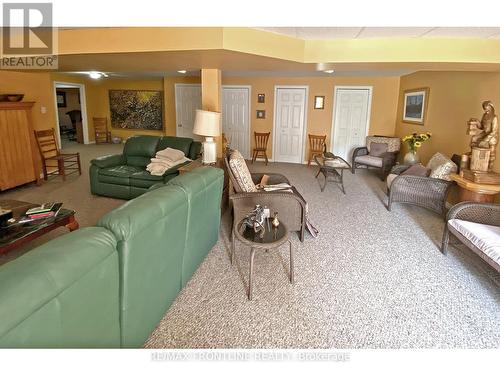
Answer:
[90,135,202,199]
[0,167,223,348]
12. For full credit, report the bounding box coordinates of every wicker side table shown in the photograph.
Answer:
[314,154,351,193]
[232,219,294,300]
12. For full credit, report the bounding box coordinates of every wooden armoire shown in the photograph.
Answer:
[0,102,41,191]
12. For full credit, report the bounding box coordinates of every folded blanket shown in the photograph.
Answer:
[156,147,185,162]
[146,156,191,176]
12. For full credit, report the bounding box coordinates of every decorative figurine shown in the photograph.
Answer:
[272,212,280,228]
[242,205,267,238]
[466,101,498,172]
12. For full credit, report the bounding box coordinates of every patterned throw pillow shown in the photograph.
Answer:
[229,150,257,192]
[426,153,457,181]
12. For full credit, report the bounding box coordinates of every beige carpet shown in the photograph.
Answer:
[1,146,499,348]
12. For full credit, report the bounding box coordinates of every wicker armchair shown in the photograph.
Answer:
[224,153,306,242]
[387,174,454,217]
[441,202,500,272]
[352,136,401,180]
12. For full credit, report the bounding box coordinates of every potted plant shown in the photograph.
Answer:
[402,132,432,165]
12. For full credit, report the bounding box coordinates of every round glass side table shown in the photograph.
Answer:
[232,219,294,300]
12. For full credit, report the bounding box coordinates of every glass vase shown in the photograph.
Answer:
[403,150,420,165]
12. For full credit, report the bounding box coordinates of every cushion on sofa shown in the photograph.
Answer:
[355,155,383,168]
[401,164,431,177]
[369,142,388,157]
[99,165,143,185]
[123,136,160,167]
[448,219,500,264]
[386,173,398,188]
[366,136,400,153]
[157,136,192,156]
[426,153,457,181]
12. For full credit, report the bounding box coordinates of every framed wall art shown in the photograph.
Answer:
[403,87,429,125]
[109,90,163,130]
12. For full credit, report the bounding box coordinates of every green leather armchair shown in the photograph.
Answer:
[90,135,202,199]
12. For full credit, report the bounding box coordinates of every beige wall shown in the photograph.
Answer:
[221,76,400,160]
[395,71,500,173]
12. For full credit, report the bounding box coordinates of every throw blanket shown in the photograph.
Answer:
[146,148,191,176]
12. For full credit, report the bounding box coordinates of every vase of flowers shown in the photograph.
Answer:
[402,132,432,165]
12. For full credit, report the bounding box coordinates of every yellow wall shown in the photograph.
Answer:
[0,71,57,133]
[395,71,500,173]
[221,76,400,160]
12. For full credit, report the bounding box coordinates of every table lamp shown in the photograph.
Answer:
[193,109,221,165]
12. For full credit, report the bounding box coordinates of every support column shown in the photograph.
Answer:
[201,69,222,157]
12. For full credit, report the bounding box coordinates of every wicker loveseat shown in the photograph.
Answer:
[352,136,401,180]
[441,202,500,272]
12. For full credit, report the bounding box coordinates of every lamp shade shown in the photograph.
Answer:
[193,109,221,137]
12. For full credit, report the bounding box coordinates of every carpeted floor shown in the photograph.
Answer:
[1,144,499,347]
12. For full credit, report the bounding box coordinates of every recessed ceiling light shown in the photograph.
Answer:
[177,70,187,74]
[88,71,108,79]
[324,69,335,74]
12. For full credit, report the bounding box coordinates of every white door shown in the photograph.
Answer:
[175,84,201,138]
[222,87,250,159]
[332,88,371,160]
[273,87,307,163]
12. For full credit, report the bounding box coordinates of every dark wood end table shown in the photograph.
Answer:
[0,200,79,255]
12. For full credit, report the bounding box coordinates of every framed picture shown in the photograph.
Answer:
[56,91,67,108]
[314,96,325,109]
[257,94,265,103]
[403,88,429,124]
[256,110,266,119]
[109,90,163,130]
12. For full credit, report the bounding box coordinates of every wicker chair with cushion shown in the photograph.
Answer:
[352,136,401,180]
[224,150,306,242]
[387,153,458,217]
[441,202,500,272]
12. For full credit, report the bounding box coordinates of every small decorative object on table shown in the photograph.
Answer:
[402,132,432,165]
[241,205,268,238]
[272,212,280,228]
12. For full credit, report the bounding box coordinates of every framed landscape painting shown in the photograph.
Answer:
[109,90,163,130]
[403,87,429,125]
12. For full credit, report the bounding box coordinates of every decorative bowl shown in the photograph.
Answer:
[6,94,24,102]
[0,94,8,102]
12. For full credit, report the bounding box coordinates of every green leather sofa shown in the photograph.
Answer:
[0,167,223,348]
[90,135,202,199]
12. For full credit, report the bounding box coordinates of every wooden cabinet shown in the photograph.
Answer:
[0,102,41,191]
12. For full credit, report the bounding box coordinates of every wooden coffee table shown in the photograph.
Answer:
[0,200,78,255]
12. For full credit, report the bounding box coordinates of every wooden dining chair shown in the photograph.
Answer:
[93,117,111,144]
[308,134,327,166]
[35,129,81,181]
[252,132,270,165]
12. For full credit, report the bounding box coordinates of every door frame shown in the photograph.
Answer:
[221,85,252,159]
[53,81,90,147]
[174,83,201,137]
[272,85,309,163]
[330,85,373,155]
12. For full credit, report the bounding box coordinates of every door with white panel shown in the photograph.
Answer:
[175,84,201,138]
[222,87,250,159]
[273,87,307,163]
[331,88,371,160]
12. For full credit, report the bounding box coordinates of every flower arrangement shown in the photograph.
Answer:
[402,132,432,153]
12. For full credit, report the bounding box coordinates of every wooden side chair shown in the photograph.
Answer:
[252,132,270,165]
[93,117,111,144]
[308,134,327,166]
[35,129,81,181]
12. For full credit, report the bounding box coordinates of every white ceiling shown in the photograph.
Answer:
[257,27,500,39]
